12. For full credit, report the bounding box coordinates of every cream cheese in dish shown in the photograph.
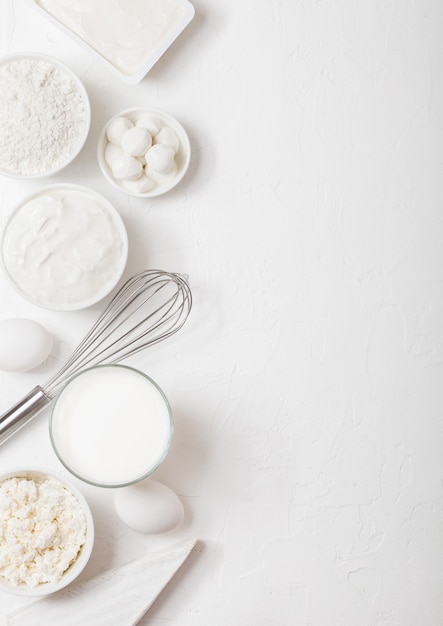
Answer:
[34,0,195,82]
[50,365,173,487]
[1,185,127,311]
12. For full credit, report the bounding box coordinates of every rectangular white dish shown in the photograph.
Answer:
[25,0,195,84]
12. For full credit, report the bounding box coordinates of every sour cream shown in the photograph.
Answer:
[1,185,128,311]
[50,365,173,487]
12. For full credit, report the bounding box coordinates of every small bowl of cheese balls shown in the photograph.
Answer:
[97,107,191,197]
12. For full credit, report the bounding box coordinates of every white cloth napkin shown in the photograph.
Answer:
[6,538,198,625]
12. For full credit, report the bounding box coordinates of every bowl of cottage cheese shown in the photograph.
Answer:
[0,468,94,596]
[0,52,90,179]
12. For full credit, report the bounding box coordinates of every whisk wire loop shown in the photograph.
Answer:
[42,270,192,398]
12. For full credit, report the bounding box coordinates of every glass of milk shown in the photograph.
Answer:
[49,365,173,488]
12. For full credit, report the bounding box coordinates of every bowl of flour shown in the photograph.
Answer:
[0,52,90,178]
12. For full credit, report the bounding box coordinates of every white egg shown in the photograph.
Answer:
[155,127,180,153]
[145,144,175,174]
[112,154,143,181]
[121,127,152,156]
[136,114,161,136]
[0,318,52,372]
[106,117,133,145]
[114,478,184,535]
[104,142,124,168]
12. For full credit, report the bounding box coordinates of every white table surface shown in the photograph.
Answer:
[0,1,442,624]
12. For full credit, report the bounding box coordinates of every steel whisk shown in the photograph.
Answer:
[0,269,192,446]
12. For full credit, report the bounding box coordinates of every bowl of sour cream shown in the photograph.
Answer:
[1,184,128,311]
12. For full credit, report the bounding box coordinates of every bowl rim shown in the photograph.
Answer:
[0,183,128,311]
[0,466,94,597]
[49,364,174,488]
[97,106,191,198]
[0,51,91,180]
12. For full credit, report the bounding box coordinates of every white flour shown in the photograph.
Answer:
[0,57,87,176]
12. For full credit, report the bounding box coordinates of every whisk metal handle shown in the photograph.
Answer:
[0,387,51,446]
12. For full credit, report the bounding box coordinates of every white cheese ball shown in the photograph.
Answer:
[136,114,161,135]
[112,154,143,181]
[104,143,124,168]
[122,175,156,194]
[145,161,178,183]
[121,127,152,157]
[155,127,180,153]
[145,144,175,174]
[106,117,133,145]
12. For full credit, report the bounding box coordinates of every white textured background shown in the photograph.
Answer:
[0,1,443,624]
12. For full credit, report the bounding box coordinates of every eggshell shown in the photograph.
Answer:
[0,318,52,372]
[114,478,184,535]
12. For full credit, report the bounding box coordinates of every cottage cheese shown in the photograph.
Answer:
[0,475,87,588]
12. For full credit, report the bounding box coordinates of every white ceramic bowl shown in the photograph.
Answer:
[1,184,128,311]
[97,107,191,198]
[0,52,90,179]
[0,467,94,596]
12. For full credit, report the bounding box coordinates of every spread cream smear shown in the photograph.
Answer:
[50,366,172,487]
[36,0,192,78]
